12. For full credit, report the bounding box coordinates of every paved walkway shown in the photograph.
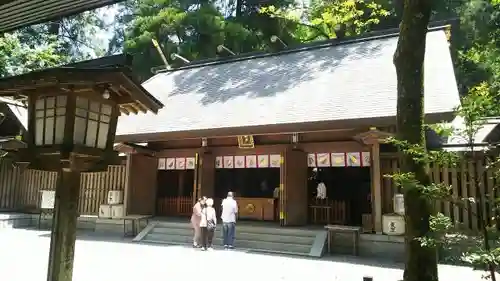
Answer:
[0,229,493,281]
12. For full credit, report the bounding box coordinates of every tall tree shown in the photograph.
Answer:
[392,1,438,281]
[110,0,298,81]
[454,0,500,94]
[0,32,66,77]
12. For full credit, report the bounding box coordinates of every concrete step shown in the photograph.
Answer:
[141,239,311,257]
[146,230,315,245]
[151,226,194,235]
[151,222,319,238]
[143,234,312,254]
[151,227,315,245]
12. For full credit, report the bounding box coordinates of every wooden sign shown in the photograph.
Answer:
[346,152,361,167]
[223,156,234,168]
[235,156,245,168]
[257,155,269,168]
[246,155,257,168]
[269,154,281,168]
[215,156,223,168]
[331,153,346,167]
[316,153,331,167]
[175,158,186,170]
[186,157,196,169]
[41,190,55,209]
[166,158,175,170]
[307,154,316,167]
[237,135,255,149]
[361,152,371,167]
[158,158,166,170]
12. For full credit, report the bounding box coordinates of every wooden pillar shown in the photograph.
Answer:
[123,154,131,216]
[354,128,393,234]
[199,151,215,199]
[371,143,383,233]
[46,163,82,281]
[281,148,308,226]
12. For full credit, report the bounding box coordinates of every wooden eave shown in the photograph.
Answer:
[354,129,394,145]
[0,67,163,115]
[0,0,125,33]
[115,112,453,143]
[113,142,155,156]
[0,137,27,151]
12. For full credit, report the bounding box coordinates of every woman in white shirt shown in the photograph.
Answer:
[200,198,217,250]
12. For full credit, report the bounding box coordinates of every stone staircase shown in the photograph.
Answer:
[134,220,326,257]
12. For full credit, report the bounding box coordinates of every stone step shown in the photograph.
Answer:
[0,216,36,229]
[143,233,312,254]
[150,227,315,245]
[152,222,319,237]
[141,239,311,257]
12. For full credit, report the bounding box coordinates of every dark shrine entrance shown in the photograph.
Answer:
[308,166,371,226]
[214,155,281,221]
[156,169,195,217]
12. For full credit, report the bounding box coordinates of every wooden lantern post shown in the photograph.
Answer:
[0,56,163,281]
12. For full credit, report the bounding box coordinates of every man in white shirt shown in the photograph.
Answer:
[221,191,238,249]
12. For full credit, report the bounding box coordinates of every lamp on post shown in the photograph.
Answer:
[0,55,163,281]
[30,92,118,157]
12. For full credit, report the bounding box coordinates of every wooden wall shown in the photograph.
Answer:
[0,159,126,215]
[127,154,157,215]
[381,154,498,232]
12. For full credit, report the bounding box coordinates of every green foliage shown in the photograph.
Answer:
[120,0,298,80]
[260,0,390,40]
[416,213,455,248]
[386,172,452,201]
[386,137,459,167]
[456,82,499,142]
[390,83,500,278]
[462,246,500,272]
[455,0,500,95]
[0,33,67,77]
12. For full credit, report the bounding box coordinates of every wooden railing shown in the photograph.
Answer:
[309,199,348,225]
[156,196,192,216]
[0,161,126,216]
[381,154,500,232]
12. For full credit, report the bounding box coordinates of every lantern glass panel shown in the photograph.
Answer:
[34,95,67,146]
[73,96,112,149]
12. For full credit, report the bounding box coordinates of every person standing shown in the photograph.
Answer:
[190,197,206,248]
[199,198,217,251]
[221,191,238,249]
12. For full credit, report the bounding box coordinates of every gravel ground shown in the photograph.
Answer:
[0,229,494,281]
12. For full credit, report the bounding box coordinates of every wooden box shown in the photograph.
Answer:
[238,198,275,221]
[107,190,124,205]
[361,213,373,233]
[99,205,112,218]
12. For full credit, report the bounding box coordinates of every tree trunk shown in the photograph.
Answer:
[393,1,438,281]
[235,0,242,18]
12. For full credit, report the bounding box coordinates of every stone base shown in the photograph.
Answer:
[0,213,147,236]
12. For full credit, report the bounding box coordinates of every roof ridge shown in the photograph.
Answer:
[150,21,454,77]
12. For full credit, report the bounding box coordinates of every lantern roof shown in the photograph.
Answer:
[0,0,124,33]
[0,55,164,115]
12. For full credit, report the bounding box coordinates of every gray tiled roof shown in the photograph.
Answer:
[116,29,459,137]
[7,30,460,138]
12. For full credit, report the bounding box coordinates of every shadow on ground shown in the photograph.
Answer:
[34,229,403,270]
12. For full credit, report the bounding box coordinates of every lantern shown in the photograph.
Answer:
[30,92,118,158]
[0,55,163,281]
